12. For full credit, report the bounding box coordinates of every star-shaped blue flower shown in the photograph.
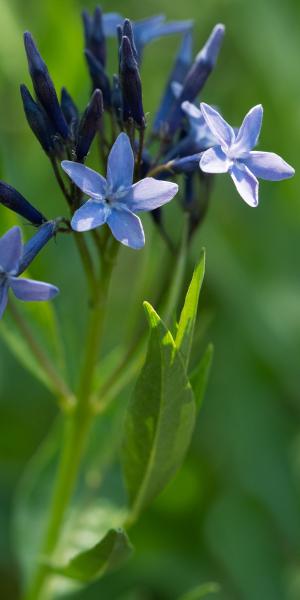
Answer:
[62,133,178,249]
[0,226,59,319]
[199,103,295,206]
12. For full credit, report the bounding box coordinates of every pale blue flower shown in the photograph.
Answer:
[62,133,178,249]
[0,226,59,319]
[200,103,295,206]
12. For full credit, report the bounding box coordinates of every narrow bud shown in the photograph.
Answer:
[166,24,225,136]
[120,36,145,128]
[122,19,138,62]
[0,181,46,226]
[61,87,79,129]
[169,153,203,174]
[23,32,69,139]
[75,89,104,161]
[111,74,122,125]
[20,84,55,155]
[84,49,111,109]
[90,6,106,67]
[82,9,93,47]
[18,220,58,275]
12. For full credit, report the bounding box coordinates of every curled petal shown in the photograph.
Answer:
[200,103,235,147]
[107,207,145,249]
[200,146,231,173]
[232,105,263,155]
[10,277,59,301]
[0,282,9,318]
[124,178,178,212]
[243,151,295,181]
[107,133,134,192]
[61,161,107,199]
[71,200,109,232]
[230,164,259,207]
[0,226,22,274]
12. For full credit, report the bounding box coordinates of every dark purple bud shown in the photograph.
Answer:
[61,87,79,130]
[122,19,138,63]
[18,220,58,275]
[167,24,225,136]
[84,49,111,109]
[20,84,55,155]
[23,32,69,139]
[75,89,104,161]
[0,181,46,226]
[111,74,122,125]
[90,6,106,67]
[120,36,145,128]
[82,9,93,47]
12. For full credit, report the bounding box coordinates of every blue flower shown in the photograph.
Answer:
[199,103,295,206]
[61,133,178,249]
[0,226,59,319]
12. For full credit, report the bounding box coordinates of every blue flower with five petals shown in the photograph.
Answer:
[199,103,295,206]
[62,133,178,249]
[0,226,59,319]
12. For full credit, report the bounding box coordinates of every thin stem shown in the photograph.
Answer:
[8,301,73,409]
[135,127,145,179]
[50,157,72,205]
[73,232,97,298]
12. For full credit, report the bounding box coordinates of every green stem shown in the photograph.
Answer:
[24,242,119,600]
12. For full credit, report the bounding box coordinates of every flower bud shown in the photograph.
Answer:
[169,153,203,175]
[61,87,79,132]
[167,24,225,136]
[84,49,111,109]
[18,220,58,275]
[122,19,138,62]
[120,35,145,128]
[75,89,104,161]
[0,181,46,225]
[23,32,69,139]
[111,74,122,126]
[90,6,106,67]
[20,84,55,155]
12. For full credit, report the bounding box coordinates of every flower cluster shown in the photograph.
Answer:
[0,7,295,319]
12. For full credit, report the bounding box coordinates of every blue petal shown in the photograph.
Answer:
[106,133,134,192]
[0,282,9,318]
[102,13,123,37]
[243,151,295,181]
[230,164,259,207]
[71,200,109,232]
[123,178,178,212]
[61,161,107,199]
[200,146,231,173]
[231,105,263,156]
[200,103,235,148]
[107,207,145,249]
[0,226,22,274]
[9,277,59,301]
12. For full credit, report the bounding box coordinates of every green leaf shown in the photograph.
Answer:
[122,302,196,522]
[190,344,214,411]
[50,528,133,583]
[177,582,221,600]
[175,250,205,368]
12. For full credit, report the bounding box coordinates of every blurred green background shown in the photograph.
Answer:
[0,0,299,598]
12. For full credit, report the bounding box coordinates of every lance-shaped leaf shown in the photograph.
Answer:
[122,302,196,522]
[190,343,214,411]
[176,250,205,367]
[49,528,133,583]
